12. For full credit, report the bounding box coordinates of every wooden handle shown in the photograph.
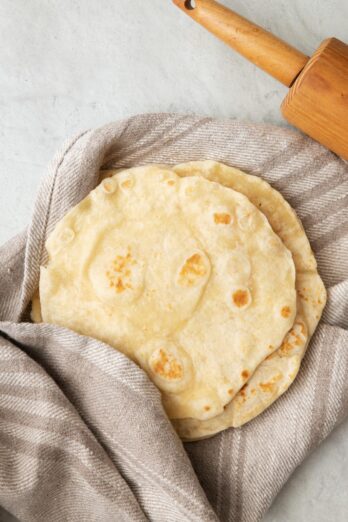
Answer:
[173,0,309,87]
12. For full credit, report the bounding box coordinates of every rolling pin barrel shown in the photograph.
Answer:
[173,0,309,87]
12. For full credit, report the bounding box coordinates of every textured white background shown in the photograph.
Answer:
[0,1,347,521]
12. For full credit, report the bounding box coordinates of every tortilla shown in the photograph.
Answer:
[36,165,296,421]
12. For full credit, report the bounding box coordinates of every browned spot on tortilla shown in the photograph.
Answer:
[279,340,293,355]
[251,388,256,395]
[228,388,234,396]
[260,372,283,392]
[214,212,231,225]
[204,405,211,412]
[239,384,248,398]
[298,322,306,335]
[121,178,133,189]
[268,344,274,350]
[233,289,250,308]
[102,180,116,193]
[281,306,291,318]
[298,288,309,302]
[178,253,207,287]
[280,322,307,354]
[260,381,275,393]
[241,370,250,380]
[167,179,175,186]
[116,279,126,293]
[113,251,136,272]
[106,249,136,293]
[152,349,183,381]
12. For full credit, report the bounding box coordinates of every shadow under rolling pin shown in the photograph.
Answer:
[173,0,348,161]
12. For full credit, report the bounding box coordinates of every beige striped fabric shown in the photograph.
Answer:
[0,113,347,522]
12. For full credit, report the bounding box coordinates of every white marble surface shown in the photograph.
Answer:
[0,1,347,520]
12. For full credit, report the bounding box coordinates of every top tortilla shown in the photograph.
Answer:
[37,165,296,422]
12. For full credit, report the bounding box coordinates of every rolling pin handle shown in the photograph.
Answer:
[173,0,309,87]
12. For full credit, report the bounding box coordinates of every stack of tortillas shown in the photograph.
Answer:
[32,161,326,441]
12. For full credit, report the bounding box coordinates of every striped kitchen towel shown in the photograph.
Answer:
[0,113,347,522]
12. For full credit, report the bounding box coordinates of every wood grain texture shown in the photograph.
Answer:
[172,0,309,86]
[282,38,348,160]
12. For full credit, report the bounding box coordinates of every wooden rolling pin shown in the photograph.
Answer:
[173,0,348,160]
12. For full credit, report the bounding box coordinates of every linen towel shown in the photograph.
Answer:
[0,113,347,522]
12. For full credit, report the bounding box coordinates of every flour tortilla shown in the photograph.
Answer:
[171,161,326,439]
[36,165,296,421]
